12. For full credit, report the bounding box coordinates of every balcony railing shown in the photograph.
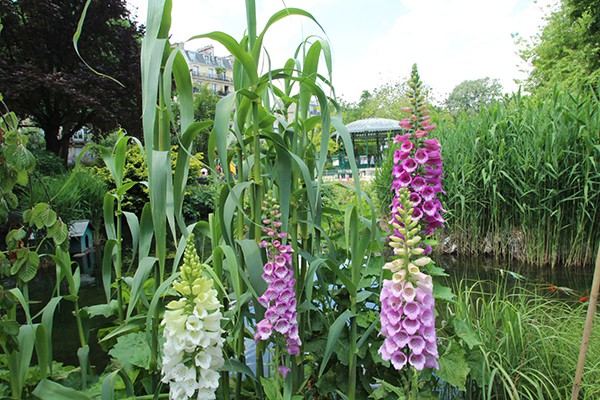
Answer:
[191,71,233,82]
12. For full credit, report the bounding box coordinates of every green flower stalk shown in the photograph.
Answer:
[161,234,224,400]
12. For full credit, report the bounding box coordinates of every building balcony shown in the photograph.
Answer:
[191,71,233,82]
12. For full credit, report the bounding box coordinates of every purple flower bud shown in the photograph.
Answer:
[394,134,411,143]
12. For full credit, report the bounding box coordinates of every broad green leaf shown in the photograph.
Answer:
[101,368,135,400]
[433,282,456,301]
[437,341,470,391]
[34,324,49,379]
[319,309,354,377]
[138,203,154,261]
[101,239,118,303]
[6,227,26,248]
[17,250,39,282]
[31,203,52,229]
[222,358,257,381]
[149,150,170,279]
[108,332,151,370]
[4,144,35,172]
[39,296,62,372]
[9,288,32,324]
[237,239,267,296]
[16,325,36,394]
[33,379,92,400]
[100,315,146,343]
[122,211,139,269]
[84,300,119,319]
[48,219,69,245]
[126,257,157,319]
[103,194,117,240]
[187,32,258,84]
[260,376,282,400]
[453,318,482,349]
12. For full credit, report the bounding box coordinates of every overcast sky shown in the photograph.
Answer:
[126,0,556,103]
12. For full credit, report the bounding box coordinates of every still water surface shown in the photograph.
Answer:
[15,255,595,370]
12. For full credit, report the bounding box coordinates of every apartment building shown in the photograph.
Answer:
[180,44,234,96]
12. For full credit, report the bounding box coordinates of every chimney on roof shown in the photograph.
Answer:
[197,45,214,55]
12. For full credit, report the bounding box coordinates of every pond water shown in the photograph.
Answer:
[8,254,595,370]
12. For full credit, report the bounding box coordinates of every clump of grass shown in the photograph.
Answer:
[21,166,107,228]
[445,276,600,399]
[437,87,600,268]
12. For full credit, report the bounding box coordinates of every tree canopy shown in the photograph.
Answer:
[519,0,600,93]
[444,78,502,116]
[0,0,143,162]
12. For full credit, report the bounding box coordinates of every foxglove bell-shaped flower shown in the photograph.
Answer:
[378,191,440,370]
[381,65,446,373]
[255,195,302,356]
[161,234,224,400]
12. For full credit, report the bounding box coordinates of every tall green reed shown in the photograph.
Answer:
[438,88,600,268]
[443,276,600,399]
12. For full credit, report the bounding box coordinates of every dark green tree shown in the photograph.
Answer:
[0,0,143,163]
[444,78,502,115]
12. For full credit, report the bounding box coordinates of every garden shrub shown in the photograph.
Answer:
[93,144,206,217]
[182,181,220,224]
[20,167,107,229]
[30,149,66,176]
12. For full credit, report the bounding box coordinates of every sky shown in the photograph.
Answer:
[126,0,557,103]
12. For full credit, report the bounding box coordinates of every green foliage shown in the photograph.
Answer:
[440,276,600,399]
[518,0,600,93]
[444,78,502,116]
[372,141,398,219]
[182,182,219,224]
[21,167,107,229]
[438,88,600,267]
[341,81,412,121]
[93,143,204,216]
[0,103,35,224]
[107,332,151,371]
[31,149,67,176]
[0,0,144,161]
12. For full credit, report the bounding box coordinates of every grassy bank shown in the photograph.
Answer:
[442,276,600,399]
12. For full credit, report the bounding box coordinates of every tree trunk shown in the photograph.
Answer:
[44,122,61,155]
[43,122,70,166]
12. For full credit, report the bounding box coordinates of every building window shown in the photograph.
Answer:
[192,65,199,76]
[208,68,215,78]
[211,83,218,92]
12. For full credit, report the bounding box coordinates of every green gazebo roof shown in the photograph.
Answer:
[345,118,403,136]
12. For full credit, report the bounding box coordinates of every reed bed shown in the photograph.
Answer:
[445,277,600,399]
[438,88,600,268]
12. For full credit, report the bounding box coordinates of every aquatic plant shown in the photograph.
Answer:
[439,87,600,267]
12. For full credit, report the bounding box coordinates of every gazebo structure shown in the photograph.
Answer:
[333,118,403,170]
